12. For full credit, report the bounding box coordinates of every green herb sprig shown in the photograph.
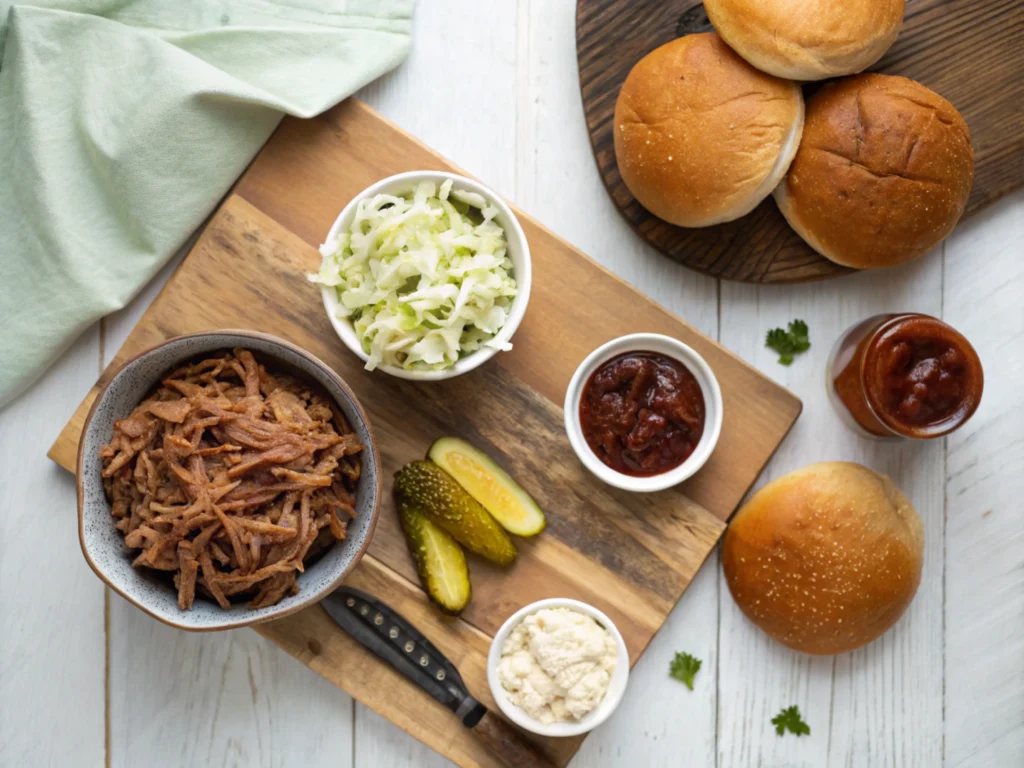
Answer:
[669,651,702,690]
[771,705,810,737]
[765,320,811,365]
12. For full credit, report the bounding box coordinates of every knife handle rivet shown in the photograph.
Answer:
[419,655,429,667]
[374,614,384,626]
[360,606,369,616]
[404,641,415,653]
[389,627,399,639]
[436,670,446,681]
[345,598,355,608]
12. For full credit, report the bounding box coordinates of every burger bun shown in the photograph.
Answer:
[614,32,804,228]
[722,462,924,655]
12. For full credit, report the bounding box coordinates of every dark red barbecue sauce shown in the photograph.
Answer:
[579,351,705,476]
[831,313,983,439]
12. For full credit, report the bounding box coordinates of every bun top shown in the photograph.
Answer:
[722,462,924,655]
[704,0,905,80]
[774,74,973,269]
[613,32,804,228]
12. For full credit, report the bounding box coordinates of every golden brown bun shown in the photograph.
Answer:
[774,74,973,269]
[613,33,804,228]
[705,0,905,80]
[722,462,923,655]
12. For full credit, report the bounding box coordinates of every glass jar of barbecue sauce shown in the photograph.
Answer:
[828,314,983,440]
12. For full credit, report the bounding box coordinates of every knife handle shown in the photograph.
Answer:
[473,710,557,768]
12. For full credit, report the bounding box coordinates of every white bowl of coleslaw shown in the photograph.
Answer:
[312,171,532,381]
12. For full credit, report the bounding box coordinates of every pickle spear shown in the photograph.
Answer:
[428,437,546,537]
[394,461,518,567]
[397,496,471,614]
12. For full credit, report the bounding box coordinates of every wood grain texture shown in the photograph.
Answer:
[575,0,1024,283]
[516,5,723,765]
[472,712,557,768]
[49,105,801,524]
[255,555,577,768]
[46,98,799,767]
[352,6,520,759]
[52,190,726,649]
[228,103,803,522]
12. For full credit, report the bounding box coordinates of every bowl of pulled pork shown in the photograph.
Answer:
[77,330,382,631]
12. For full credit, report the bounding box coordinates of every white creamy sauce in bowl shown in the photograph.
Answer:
[496,606,618,724]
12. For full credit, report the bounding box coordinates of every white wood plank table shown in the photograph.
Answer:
[1,2,1020,766]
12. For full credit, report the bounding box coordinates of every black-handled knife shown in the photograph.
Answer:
[322,587,556,768]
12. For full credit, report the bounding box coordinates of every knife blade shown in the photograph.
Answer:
[322,587,556,768]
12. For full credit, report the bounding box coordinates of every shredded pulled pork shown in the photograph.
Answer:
[101,349,363,611]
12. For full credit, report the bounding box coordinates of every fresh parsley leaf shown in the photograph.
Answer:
[765,320,811,366]
[771,705,810,737]
[669,651,702,690]
[789,320,810,350]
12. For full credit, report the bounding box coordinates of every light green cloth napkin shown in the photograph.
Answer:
[0,0,414,406]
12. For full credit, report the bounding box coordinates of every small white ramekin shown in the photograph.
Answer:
[563,333,723,492]
[318,170,531,381]
[486,598,630,738]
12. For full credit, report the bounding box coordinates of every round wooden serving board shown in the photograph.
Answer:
[576,0,1023,283]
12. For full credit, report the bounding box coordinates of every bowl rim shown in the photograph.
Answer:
[318,169,532,381]
[563,333,724,492]
[76,329,383,632]
[486,597,631,738]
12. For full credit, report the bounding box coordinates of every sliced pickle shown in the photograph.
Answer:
[397,496,471,614]
[394,461,518,567]
[428,437,546,537]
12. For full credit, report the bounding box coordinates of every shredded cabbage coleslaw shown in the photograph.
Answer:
[311,180,518,372]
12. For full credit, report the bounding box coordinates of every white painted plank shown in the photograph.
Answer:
[103,245,355,768]
[568,563,721,768]
[512,0,718,334]
[515,2,720,766]
[357,0,518,200]
[942,190,1024,768]
[108,622,354,767]
[12,2,1015,766]
[0,328,106,765]
[354,706,455,768]
[717,254,946,767]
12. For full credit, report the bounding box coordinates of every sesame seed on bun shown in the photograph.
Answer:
[722,462,923,655]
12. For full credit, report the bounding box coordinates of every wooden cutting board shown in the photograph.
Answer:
[48,99,801,768]
[577,0,1023,283]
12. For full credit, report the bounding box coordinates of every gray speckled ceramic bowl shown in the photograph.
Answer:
[77,331,382,631]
